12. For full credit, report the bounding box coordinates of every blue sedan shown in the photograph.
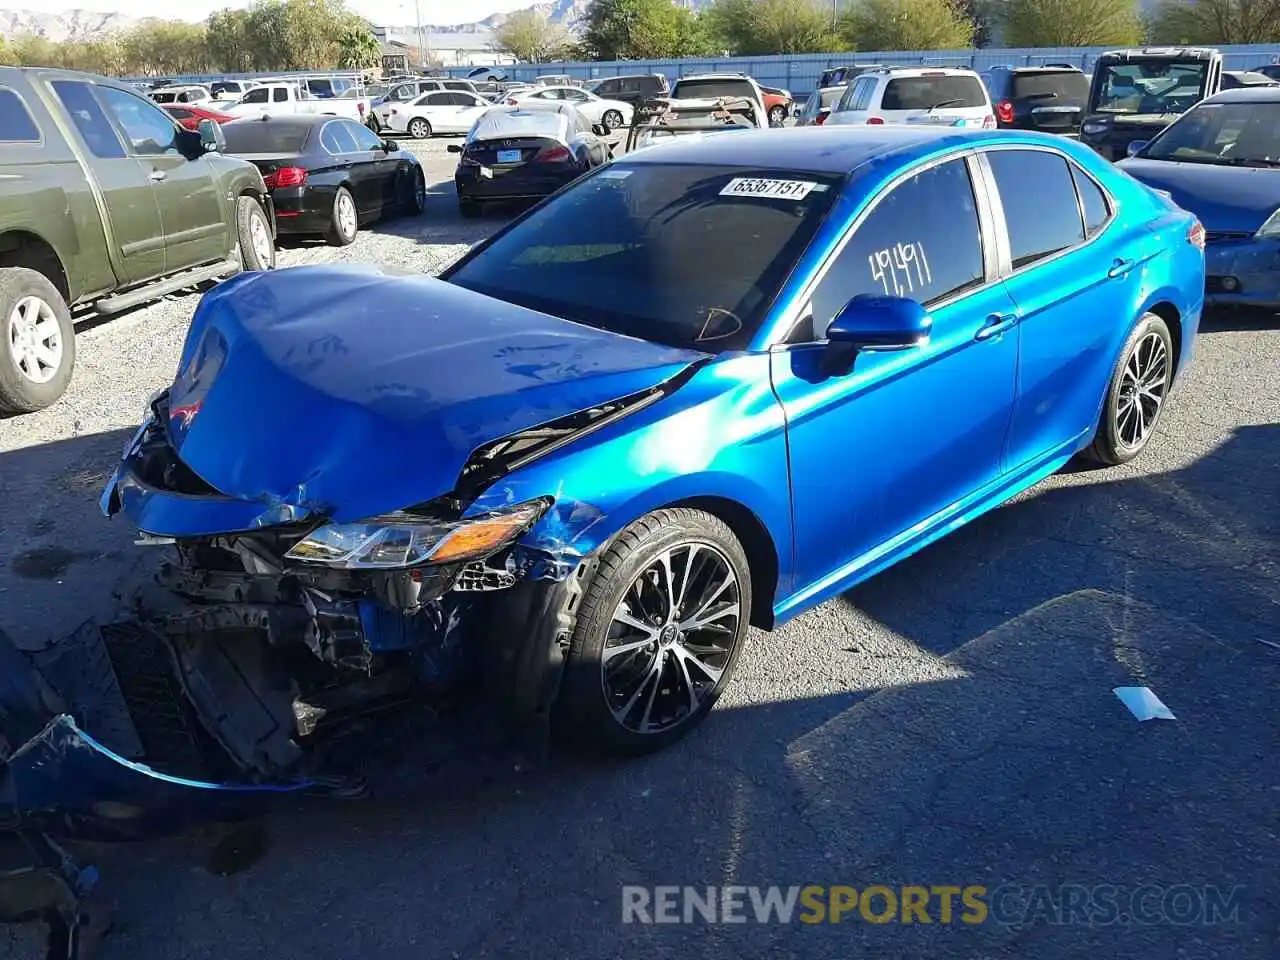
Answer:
[20,126,1206,832]
[1118,86,1280,309]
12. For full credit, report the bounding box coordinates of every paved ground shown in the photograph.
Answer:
[1,138,1277,959]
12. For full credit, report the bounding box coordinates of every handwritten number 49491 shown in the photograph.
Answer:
[869,242,932,297]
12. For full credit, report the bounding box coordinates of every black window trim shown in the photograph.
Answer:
[973,144,1119,280]
[0,85,42,144]
[774,148,999,347]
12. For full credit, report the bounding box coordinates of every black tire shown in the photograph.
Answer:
[0,267,75,415]
[325,186,358,246]
[235,195,275,271]
[458,199,481,219]
[769,105,786,127]
[1081,312,1174,466]
[407,117,431,139]
[402,168,426,216]
[557,508,752,755]
[602,109,624,130]
[367,114,381,133]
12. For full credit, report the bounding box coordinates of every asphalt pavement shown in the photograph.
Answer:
[0,137,1277,960]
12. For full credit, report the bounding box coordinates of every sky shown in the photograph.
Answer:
[26,0,532,27]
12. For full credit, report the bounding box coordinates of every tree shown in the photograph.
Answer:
[841,0,976,51]
[0,36,14,66]
[707,0,846,55]
[1001,0,1143,46]
[582,0,708,60]
[495,9,572,63]
[205,9,253,73]
[1148,0,1280,44]
[336,15,381,69]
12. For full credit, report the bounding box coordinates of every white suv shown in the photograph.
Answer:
[826,67,995,129]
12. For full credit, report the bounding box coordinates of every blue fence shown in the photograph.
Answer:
[445,44,1280,95]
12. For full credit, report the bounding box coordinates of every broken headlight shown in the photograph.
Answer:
[1255,207,1280,239]
[285,498,551,569]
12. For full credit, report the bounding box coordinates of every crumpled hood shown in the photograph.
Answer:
[1117,158,1280,233]
[165,265,704,523]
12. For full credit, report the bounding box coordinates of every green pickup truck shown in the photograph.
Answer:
[0,67,276,414]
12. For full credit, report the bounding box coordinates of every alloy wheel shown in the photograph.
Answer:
[337,193,357,239]
[414,172,426,210]
[249,210,273,267]
[1115,331,1169,449]
[7,295,63,385]
[601,542,741,735]
[409,119,429,138]
[603,110,623,129]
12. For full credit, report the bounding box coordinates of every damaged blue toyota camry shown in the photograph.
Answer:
[6,127,1206,843]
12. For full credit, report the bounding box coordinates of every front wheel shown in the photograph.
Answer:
[1082,312,1174,466]
[407,118,431,139]
[402,168,426,216]
[325,186,358,246]
[557,508,752,755]
[602,109,624,130]
[768,105,786,127]
[235,196,275,271]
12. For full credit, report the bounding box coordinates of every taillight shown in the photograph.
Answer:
[264,166,307,189]
[995,100,1015,125]
[506,98,518,105]
[866,116,884,125]
[815,112,828,126]
[357,102,365,116]
[1188,220,1205,250]
[535,144,572,163]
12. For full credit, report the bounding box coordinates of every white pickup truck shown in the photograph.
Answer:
[221,81,372,123]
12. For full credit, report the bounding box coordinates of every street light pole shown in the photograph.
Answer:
[415,0,423,71]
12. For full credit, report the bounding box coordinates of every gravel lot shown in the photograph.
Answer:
[1,137,1278,959]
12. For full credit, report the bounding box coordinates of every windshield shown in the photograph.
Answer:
[444,164,842,351]
[1091,60,1209,115]
[673,79,756,101]
[1012,71,1089,101]
[882,76,986,110]
[1142,101,1280,166]
[221,121,312,153]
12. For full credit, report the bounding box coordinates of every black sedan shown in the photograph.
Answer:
[220,115,426,246]
[449,103,612,217]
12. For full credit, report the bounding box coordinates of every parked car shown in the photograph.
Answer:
[666,74,768,127]
[210,79,258,99]
[759,85,794,126]
[221,115,425,246]
[508,84,632,129]
[984,65,1090,135]
[1257,64,1280,81]
[0,67,274,414]
[818,64,889,88]
[72,126,1204,826]
[149,84,213,105]
[1118,86,1280,309]
[827,67,995,128]
[794,85,846,126]
[450,104,612,217]
[221,82,370,123]
[1220,70,1278,90]
[375,89,491,138]
[161,102,238,130]
[367,78,483,129]
[535,74,574,86]
[586,74,670,111]
[1079,46,1223,160]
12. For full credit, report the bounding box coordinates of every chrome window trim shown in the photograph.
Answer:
[772,147,996,347]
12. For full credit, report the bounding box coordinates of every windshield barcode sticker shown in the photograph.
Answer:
[720,178,819,200]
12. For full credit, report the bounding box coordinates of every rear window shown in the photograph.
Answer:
[151,92,177,104]
[882,75,987,110]
[221,121,312,153]
[673,79,756,101]
[1011,71,1089,101]
[0,89,39,141]
[445,163,842,352]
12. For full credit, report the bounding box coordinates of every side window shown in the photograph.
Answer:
[391,84,414,101]
[1071,165,1111,238]
[835,82,858,112]
[563,88,589,102]
[272,87,289,103]
[853,78,878,111]
[809,158,985,335]
[0,88,40,142]
[424,92,451,106]
[51,80,125,158]
[445,92,474,106]
[97,86,179,156]
[242,88,269,104]
[346,121,383,151]
[987,149,1085,268]
[320,122,357,153]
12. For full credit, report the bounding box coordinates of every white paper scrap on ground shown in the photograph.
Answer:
[1113,686,1177,721]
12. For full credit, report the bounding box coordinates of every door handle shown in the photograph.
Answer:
[1107,257,1135,278]
[149,168,167,182]
[975,312,1018,341]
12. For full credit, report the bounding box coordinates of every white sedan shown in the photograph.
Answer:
[376,90,492,138]
[507,85,633,129]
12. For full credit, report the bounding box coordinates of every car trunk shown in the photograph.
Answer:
[1010,72,1088,132]
[466,136,572,172]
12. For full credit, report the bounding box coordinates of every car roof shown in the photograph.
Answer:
[866,67,981,77]
[676,74,757,82]
[615,126,1025,174]
[227,114,333,129]
[1203,85,1280,103]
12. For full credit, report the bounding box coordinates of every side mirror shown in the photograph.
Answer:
[447,143,463,153]
[593,122,611,137]
[827,294,932,351]
[382,139,400,152]
[1126,140,1148,157]
[197,118,225,154]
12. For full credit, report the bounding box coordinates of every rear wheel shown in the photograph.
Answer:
[235,195,275,271]
[557,508,752,755]
[1082,312,1174,466]
[325,187,358,246]
[768,105,786,126]
[408,117,431,139]
[602,109,624,129]
[402,168,426,215]
[0,267,75,415]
